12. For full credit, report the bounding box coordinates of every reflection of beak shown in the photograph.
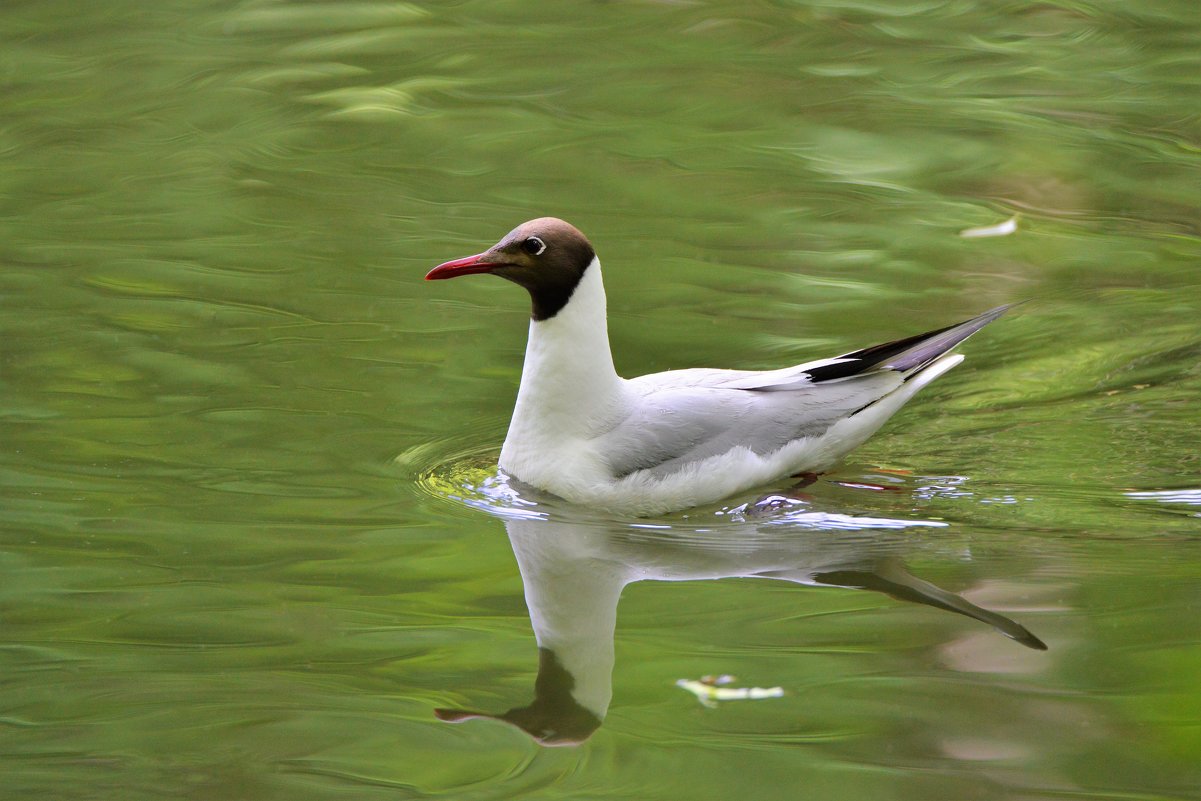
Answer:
[433,698,600,748]
[432,647,604,747]
[433,708,493,723]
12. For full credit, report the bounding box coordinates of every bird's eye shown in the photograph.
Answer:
[521,236,546,256]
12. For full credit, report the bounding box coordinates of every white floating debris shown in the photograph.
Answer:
[676,676,785,708]
[1125,489,1201,506]
[959,215,1019,239]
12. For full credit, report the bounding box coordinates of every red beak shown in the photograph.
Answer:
[425,253,504,280]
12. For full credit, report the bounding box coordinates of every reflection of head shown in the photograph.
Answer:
[435,649,602,747]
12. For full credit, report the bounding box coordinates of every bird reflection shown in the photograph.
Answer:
[436,481,1046,747]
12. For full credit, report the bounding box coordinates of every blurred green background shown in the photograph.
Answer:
[2,1,1200,799]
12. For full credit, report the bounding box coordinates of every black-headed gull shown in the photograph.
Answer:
[427,218,1011,515]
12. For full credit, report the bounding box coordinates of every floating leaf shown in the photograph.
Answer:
[959,215,1019,238]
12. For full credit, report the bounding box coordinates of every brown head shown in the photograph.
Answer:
[426,217,596,321]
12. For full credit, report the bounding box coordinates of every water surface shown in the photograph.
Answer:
[2,1,1200,799]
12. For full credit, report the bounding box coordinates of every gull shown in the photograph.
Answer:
[427,218,1010,516]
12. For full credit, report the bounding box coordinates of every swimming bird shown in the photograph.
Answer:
[427,218,1010,516]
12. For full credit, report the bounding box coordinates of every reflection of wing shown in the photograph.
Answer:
[812,560,1048,650]
[604,305,1012,478]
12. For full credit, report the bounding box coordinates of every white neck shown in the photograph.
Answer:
[519,258,621,418]
[500,258,627,483]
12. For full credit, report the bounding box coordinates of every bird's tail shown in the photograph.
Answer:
[802,304,1015,383]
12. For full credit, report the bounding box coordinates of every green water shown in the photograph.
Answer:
[3,0,1201,798]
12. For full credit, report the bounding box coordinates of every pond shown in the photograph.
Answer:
[2,1,1200,799]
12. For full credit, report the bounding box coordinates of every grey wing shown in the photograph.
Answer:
[602,373,900,479]
[603,305,1012,477]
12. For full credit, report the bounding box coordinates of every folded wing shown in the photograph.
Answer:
[604,305,1011,478]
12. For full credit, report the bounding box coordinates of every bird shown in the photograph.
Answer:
[426,217,1011,516]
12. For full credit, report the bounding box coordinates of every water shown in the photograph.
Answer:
[2,1,1200,798]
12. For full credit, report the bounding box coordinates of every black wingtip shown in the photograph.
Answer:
[803,302,1021,383]
[883,303,1013,372]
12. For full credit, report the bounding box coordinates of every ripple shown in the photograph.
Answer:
[716,496,949,531]
[415,448,956,536]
